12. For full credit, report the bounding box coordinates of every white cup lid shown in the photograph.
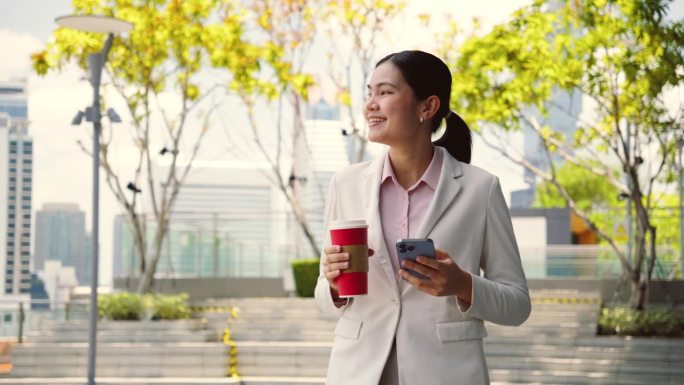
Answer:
[331,219,368,230]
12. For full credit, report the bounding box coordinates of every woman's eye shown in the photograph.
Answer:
[380,90,392,95]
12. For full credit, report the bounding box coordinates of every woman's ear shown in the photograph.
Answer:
[421,95,441,121]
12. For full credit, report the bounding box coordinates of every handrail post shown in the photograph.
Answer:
[18,302,25,343]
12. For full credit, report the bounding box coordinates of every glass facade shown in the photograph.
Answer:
[1,81,32,296]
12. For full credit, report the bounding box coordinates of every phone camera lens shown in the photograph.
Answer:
[407,245,415,251]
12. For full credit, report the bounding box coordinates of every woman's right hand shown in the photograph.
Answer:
[322,245,375,293]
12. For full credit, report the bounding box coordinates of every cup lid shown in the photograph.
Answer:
[331,219,368,230]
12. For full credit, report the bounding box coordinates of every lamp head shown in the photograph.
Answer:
[107,108,122,123]
[55,15,133,34]
[71,110,85,125]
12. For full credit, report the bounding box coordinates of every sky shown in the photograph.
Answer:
[1,0,683,287]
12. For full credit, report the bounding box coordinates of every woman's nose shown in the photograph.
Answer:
[365,96,378,111]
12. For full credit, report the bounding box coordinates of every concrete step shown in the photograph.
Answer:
[489,368,684,385]
[10,343,227,378]
[38,319,207,332]
[27,330,221,343]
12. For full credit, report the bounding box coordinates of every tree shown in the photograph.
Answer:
[445,0,684,309]
[236,0,320,257]
[32,0,296,293]
[322,0,406,163]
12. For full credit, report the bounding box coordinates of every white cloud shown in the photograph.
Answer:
[0,29,43,80]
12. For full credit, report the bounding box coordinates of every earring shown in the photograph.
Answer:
[419,116,424,124]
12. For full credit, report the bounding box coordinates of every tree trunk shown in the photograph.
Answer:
[137,215,168,294]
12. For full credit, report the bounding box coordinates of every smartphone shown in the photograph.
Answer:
[396,238,436,279]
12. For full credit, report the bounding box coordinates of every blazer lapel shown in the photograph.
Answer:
[363,152,400,296]
[416,147,464,238]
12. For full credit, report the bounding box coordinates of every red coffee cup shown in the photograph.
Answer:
[330,219,369,297]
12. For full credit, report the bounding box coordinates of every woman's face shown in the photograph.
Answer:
[364,61,425,147]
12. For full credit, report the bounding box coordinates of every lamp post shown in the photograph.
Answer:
[678,136,683,276]
[55,15,132,385]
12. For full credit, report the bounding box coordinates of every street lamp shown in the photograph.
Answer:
[55,14,132,385]
[678,136,683,276]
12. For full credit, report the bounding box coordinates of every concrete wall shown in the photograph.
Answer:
[113,277,288,300]
[510,208,572,245]
[528,279,684,305]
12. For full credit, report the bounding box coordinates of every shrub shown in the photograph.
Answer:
[145,293,191,320]
[599,307,684,337]
[98,292,143,320]
[98,292,191,321]
[291,258,320,297]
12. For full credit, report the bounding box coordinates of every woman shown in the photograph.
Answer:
[314,50,531,385]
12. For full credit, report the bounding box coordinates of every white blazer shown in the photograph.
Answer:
[315,147,531,385]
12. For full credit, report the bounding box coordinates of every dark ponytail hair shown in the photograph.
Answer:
[376,50,472,164]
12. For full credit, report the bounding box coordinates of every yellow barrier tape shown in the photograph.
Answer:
[223,325,239,378]
[532,297,601,304]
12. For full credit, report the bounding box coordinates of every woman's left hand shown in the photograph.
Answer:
[400,248,472,302]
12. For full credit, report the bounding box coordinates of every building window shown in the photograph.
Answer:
[20,251,29,256]
[4,314,11,323]
[9,167,16,173]
[21,259,29,264]
[22,214,30,219]
[22,178,31,182]
[9,159,16,164]
[6,261,13,265]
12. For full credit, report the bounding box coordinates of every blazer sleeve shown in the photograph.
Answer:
[314,173,348,317]
[457,176,531,326]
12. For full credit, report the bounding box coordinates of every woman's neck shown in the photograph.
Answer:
[388,143,434,190]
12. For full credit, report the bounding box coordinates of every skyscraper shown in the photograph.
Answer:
[0,80,33,298]
[35,203,90,285]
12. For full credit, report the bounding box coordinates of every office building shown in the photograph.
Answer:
[0,80,32,296]
[113,160,278,279]
[0,80,32,336]
[35,203,90,285]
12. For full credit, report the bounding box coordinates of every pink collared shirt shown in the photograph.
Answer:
[379,147,443,282]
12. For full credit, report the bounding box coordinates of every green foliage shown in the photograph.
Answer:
[143,293,191,320]
[533,161,620,211]
[599,307,684,337]
[99,292,191,321]
[291,258,320,298]
[445,0,684,306]
[98,292,143,320]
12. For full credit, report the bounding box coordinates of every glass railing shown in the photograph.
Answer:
[520,245,682,279]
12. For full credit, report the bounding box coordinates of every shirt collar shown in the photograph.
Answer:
[381,146,443,190]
